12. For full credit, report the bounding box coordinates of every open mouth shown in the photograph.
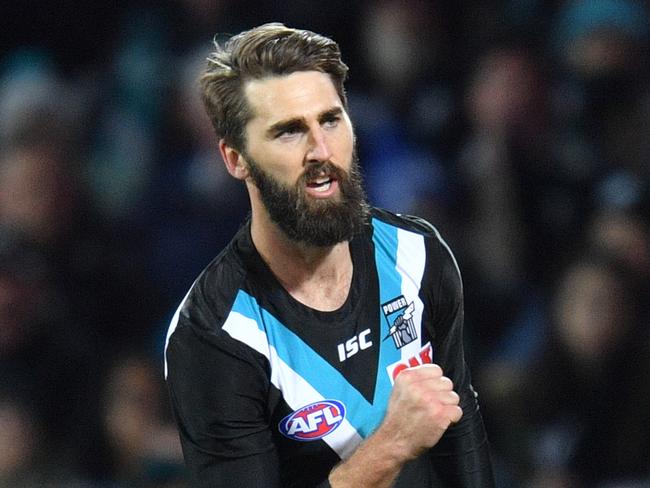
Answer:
[307,176,334,192]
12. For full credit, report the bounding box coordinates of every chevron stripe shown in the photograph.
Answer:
[222,291,387,456]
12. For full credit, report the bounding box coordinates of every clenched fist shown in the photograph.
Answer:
[329,364,464,487]
[381,363,463,461]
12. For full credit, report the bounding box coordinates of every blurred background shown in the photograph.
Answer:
[1,0,649,486]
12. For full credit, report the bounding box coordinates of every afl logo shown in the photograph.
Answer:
[278,400,346,441]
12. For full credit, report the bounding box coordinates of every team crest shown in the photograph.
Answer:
[381,295,417,348]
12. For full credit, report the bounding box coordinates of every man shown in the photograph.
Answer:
[165,23,494,487]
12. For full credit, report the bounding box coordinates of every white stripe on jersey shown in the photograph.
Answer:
[223,311,363,460]
[395,228,427,363]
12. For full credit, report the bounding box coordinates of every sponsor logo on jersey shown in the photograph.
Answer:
[337,328,373,362]
[278,400,346,441]
[386,342,433,384]
[381,295,417,348]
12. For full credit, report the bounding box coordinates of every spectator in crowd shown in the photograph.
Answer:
[0,67,167,353]
[350,0,455,227]
[587,205,650,282]
[549,0,649,225]
[0,141,160,354]
[453,45,558,366]
[0,396,48,487]
[0,231,96,481]
[90,354,186,487]
[490,254,650,486]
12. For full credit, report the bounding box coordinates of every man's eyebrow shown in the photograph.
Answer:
[266,117,307,137]
[318,107,343,121]
[266,107,344,138]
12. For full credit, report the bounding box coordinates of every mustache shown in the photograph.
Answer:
[300,161,347,184]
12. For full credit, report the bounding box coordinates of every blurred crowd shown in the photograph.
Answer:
[1,1,649,487]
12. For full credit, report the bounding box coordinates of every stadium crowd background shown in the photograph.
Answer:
[1,0,649,486]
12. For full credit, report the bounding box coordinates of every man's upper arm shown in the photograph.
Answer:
[166,322,281,487]
[427,234,495,487]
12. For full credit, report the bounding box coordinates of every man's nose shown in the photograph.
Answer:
[306,127,333,163]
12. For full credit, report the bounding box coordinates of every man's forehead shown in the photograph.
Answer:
[244,71,343,123]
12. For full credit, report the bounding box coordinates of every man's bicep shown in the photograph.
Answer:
[166,326,279,485]
[427,235,495,486]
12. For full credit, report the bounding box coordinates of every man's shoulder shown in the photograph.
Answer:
[199,237,247,287]
[168,227,252,336]
[369,207,442,239]
[368,207,460,278]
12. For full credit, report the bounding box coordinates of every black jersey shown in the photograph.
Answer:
[165,208,494,487]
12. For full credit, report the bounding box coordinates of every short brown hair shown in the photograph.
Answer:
[199,23,349,151]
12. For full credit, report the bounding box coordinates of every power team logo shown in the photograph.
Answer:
[278,400,346,441]
[382,295,417,348]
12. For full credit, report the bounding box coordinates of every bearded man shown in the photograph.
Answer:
[164,23,494,488]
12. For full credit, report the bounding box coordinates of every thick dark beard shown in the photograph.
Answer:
[245,152,369,247]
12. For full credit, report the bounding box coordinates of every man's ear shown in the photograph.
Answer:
[219,139,249,180]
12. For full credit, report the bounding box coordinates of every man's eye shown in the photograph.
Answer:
[276,126,302,139]
[323,116,340,128]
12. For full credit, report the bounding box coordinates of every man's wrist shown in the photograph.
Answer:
[328,424,410,488]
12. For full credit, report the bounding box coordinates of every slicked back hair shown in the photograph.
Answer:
[200,23,349,152]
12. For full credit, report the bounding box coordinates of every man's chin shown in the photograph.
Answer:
[303,197,344,214]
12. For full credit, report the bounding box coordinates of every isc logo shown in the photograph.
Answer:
[337,328,372,362]
[278,400,346,441]
[385,342,433,384]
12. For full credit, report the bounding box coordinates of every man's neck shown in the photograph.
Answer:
[250,216,353,312]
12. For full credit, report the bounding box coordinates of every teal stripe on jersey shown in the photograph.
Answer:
[371,218,405,406]
[230,291,387,439]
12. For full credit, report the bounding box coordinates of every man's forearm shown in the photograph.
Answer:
[328,423,408,488]
[329,364,463,487]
